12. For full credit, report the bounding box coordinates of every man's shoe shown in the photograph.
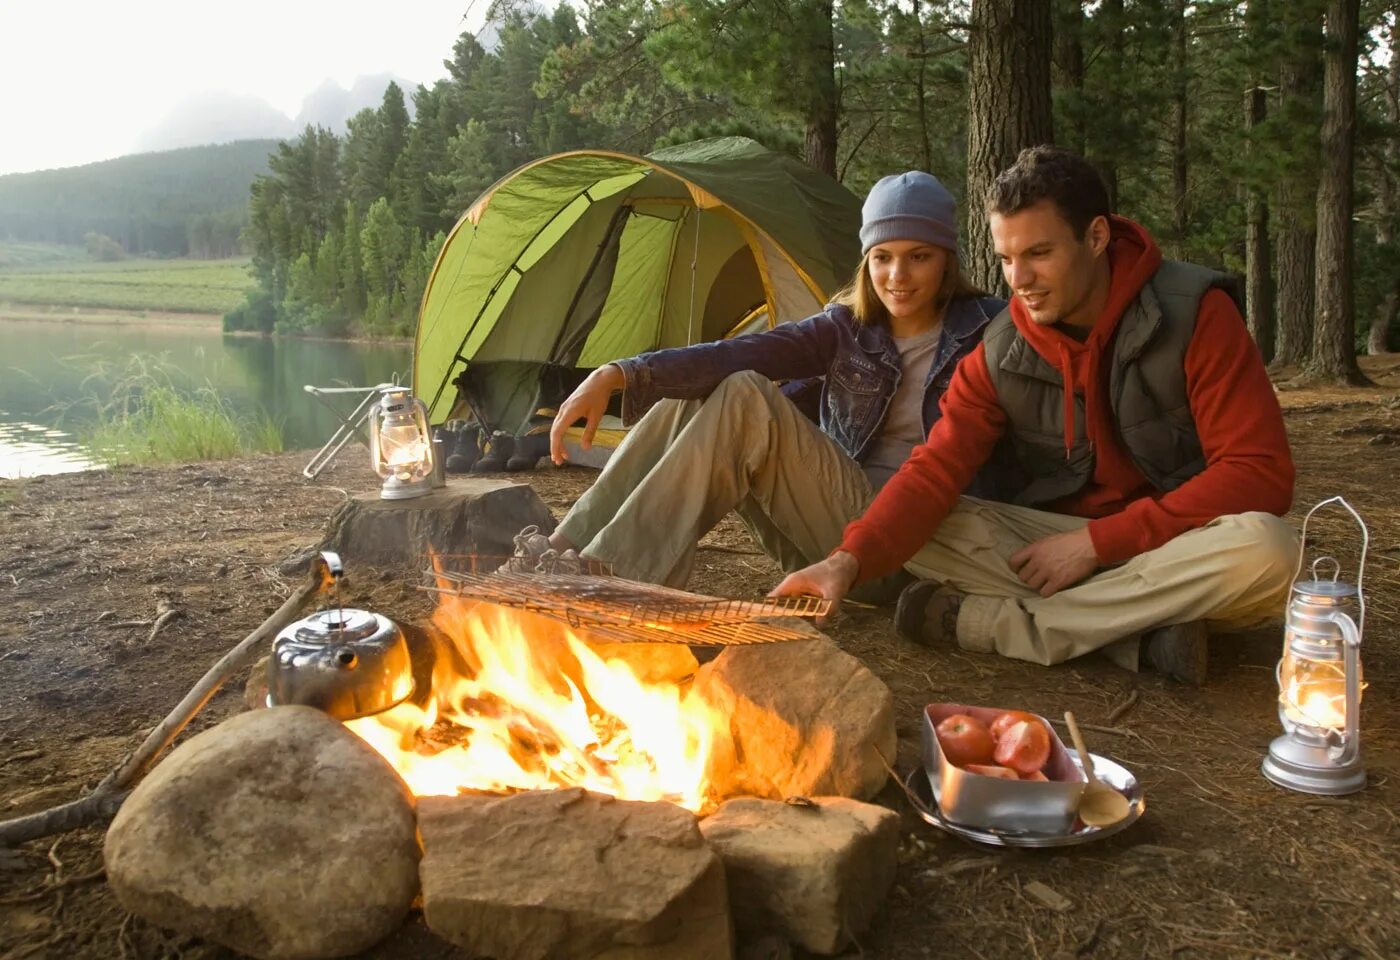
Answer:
[1140,621,1209,685]
[894,579,964,647]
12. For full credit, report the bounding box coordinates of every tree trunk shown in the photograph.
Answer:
[966,0,1055,294]
[1095,0,1124,210]
[915,0,933,172]
[1246,86,1273,361]
[1305,0,1365,384]
[1170,0,1189,260]
[1054,0,1086,157]
[1369,18,1400,356]
[802,0,839,178]
[1272,6,1323,369]
[1244,0,1273,360]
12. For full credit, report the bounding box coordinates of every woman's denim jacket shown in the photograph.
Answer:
[613,296,1019,500]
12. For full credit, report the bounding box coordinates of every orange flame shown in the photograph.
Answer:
[344,593,722,812]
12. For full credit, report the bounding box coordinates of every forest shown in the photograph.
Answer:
[0,141,276,259]
[230,0,1395,383]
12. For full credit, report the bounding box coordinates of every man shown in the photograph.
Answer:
[772,146,1298,684]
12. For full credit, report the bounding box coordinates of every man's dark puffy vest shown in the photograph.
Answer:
[982,260,1242,507]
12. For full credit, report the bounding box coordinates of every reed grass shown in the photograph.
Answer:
[74,355,283,466]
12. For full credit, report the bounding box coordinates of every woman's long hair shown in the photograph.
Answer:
[831,248,988,327]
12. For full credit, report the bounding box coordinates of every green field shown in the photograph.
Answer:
[0,247,253,314]
[0,241,88,269]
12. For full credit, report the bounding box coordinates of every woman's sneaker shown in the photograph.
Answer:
[503,525,552,573]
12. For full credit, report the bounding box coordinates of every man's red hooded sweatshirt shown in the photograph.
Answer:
[837,216,1294,582]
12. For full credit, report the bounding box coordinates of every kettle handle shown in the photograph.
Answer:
[1294,497,1368,641]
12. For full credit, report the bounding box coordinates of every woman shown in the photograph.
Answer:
[533,171,1013,590]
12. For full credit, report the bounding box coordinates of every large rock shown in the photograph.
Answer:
[700,797,900,955]
[318,476,555,570]
[688,627,896,801]
[419,788,732,960]
[104,706,419,960]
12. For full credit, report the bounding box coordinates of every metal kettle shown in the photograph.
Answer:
[266,552,414,721]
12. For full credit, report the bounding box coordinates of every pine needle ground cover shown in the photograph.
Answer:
[0,256,251,314]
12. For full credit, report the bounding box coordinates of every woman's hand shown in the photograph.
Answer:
[550,364,625,465]
[768,551,861,626]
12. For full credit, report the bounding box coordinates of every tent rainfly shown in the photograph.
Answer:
[412,137,863,436]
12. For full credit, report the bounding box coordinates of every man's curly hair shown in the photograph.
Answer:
[986,146,1111,239]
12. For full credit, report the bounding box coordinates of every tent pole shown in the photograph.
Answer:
[547,202,633,363]
[687,206,701,345]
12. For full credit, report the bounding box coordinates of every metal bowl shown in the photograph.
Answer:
[904,750,1145,848]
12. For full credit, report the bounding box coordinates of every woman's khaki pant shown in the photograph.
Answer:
[556,371,874,588]
[556,371,1298,670]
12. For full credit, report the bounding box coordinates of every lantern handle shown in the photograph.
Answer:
[1294,496,1368,642]
[1325,609,1363,765]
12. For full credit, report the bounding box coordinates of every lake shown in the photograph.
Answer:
[0,320,413,479]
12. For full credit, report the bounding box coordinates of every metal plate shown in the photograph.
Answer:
[904,749,1145,848]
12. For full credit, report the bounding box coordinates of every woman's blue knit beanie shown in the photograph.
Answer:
[859,171,958,254]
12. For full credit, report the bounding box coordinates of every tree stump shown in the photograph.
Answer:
[318,478,556,572]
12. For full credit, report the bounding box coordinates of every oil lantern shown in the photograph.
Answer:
[1261,496,1368,795]
[369,387,434,500]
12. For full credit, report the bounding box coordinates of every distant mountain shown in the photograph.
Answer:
[294,74,419,134]
[0,141,279,257]
[135,94,299,154]
[129,75,420,157]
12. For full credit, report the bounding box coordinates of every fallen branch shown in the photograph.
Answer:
[1048,718,1144,740]
[145,597,181,644]
[0,559,330,848]
[695,543,763,556]
[1106,689,1140,725]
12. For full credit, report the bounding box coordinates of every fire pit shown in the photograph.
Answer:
[340,562,833,812]
[105,552,901,959]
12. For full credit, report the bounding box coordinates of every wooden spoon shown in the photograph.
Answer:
[1063,712,1131,828]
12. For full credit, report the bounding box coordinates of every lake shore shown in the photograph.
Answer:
[0,301,223,330]
[0,304,413,345]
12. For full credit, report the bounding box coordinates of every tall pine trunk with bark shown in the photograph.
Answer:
[966,0,1055,294]
[802,0,839,178]
[1170,0,1189,260]
[1245,0,1273,360]
[1273,4,1324,369]
[1370,19,1400,356]
[1307,0,1365,383]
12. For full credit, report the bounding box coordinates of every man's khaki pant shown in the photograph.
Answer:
[557,371,1299,670]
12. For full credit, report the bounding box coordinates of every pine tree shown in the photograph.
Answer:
[965,0,1055,293]
[1306,0,1366,383]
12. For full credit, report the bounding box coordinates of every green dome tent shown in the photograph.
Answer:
[412,137,863,437]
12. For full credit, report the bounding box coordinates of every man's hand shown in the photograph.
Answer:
[550,364,625,465]
[767,551,860,626]
[1009,527,1099,597]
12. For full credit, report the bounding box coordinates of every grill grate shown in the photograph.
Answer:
[420,563,830,646]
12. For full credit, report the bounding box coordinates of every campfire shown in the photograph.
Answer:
[345,596,724,811]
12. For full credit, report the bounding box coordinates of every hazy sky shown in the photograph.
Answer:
[0,1,485,176]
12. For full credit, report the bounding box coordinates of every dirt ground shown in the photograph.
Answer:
[3,358,1399,960]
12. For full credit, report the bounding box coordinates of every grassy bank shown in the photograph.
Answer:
[85,384,283,466]
[75,356,284,466]
[0,251,252,314]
